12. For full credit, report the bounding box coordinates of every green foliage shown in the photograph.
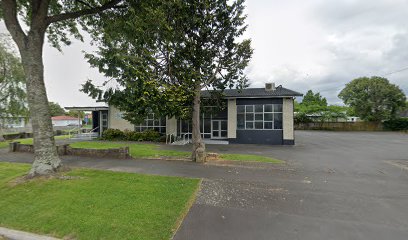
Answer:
[302,90,328,108]
[103,129,161,142]
[383,118,408,131]
[82,0,253,126]
[338,76,406,122]
[67,110,85,119]
[101,128,125,140]
[295,90,348,123]
[48,102,66,116]
[0,162,199,240]
[0,39,27,118]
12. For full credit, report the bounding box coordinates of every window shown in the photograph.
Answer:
[237,104,283,130]
[134,113,166,133]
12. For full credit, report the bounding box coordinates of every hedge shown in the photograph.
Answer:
[383,118,408,131]
[102,128,164,142]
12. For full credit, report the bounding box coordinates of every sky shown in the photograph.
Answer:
[1,0,408,107]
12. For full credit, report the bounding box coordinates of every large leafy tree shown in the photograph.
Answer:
[338,76,406,122]
[295,90,347,123]
[83,0,253,162]
[0,39,27,119]
[0,0,126,176]
[0,38,27,140]
[48,101,65,116]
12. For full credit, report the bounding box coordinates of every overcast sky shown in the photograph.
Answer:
[1,0,408,107]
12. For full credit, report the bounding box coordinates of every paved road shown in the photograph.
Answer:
[1,131,408,240]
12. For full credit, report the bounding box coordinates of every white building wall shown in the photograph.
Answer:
[108,106,134,131]
[227,99,237,139]
[283,98,294,142]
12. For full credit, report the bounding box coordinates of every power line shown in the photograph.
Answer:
[383,66,408,76]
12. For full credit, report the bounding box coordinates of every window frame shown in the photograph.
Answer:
[237,104,283,130]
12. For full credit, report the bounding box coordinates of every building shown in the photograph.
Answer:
[0,116,28,128]
[66,83,302,145]
[51,116,81,127]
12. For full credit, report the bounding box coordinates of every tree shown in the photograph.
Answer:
[338,76,406,122]
[67,110,85,120]
[48,102,65,116]
[298,90,327,113]
[83,0,252,162]
[0,38,27,140]
[0,0,126,176]
[0,39,27,118]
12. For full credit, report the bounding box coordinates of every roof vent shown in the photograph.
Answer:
[265,83,276,91]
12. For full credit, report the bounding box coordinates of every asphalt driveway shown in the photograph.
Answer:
[173,131,408,240]
[1,131,408,240]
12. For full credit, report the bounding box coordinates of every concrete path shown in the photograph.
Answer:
[0,227,60,240]
[1,131,408,240]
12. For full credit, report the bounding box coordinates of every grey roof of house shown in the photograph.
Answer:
[201,87,303,98]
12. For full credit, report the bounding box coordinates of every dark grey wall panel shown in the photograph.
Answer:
[283,139,295,145]
[230,130,283,144]
[236,98,283,105]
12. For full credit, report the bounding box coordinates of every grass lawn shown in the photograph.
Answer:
[70,141,191,159]
[0,141,8,149]
[12,135,71,145]
[70,141,284,164]
[0,162,199,240]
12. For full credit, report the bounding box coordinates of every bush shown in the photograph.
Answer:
[103,128,163,141]
[383,118,408,131]
[141,129,161,141]
[102,129,125,140]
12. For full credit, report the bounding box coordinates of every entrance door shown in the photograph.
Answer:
[211,120,227,139]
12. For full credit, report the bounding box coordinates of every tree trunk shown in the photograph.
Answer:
[20,32,62,177]
[191,83,206,162]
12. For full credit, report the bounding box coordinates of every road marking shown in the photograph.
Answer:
[384,160,408,171]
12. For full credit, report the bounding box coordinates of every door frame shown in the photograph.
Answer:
[211,120,228,139]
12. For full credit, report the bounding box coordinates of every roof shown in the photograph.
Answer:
[201,87,303,98]
[51,116,79,121]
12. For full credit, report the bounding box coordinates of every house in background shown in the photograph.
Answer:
[66,83,302,145]
[0,116,28,128]
[51,116,81,127]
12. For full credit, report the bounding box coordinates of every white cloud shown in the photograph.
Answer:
[1,0,407,107]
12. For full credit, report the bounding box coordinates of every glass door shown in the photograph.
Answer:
[211,120,227,139]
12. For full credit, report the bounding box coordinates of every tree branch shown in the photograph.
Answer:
[46,0,123,25]
[1,0,28,49]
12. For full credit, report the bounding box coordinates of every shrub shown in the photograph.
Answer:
[383,118,408,131]
[102,128,163,141]
[141,129,161,141]
[102,129,124,140]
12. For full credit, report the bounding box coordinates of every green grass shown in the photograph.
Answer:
[13,135,71,145]
[0,162,199,240]
[70,141,191,159]
[0,141,8,149]
[220,153,285,163]
[69,141,284,164]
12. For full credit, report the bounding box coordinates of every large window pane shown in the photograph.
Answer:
[274,104,283,112]
[237,105,245,113]
[204,119,211,133]
[264,122,273,129]
[264,104,272,112]
[237,114,245,129]
[246,105,254,112]
[246,113,254,121]
[221,121,227,130]
[246,122,254,129]
[255,105,263,113]
[255,122,263,129]
[255,113,263,121]
[264,113,273,121]
[274,113,283,129]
